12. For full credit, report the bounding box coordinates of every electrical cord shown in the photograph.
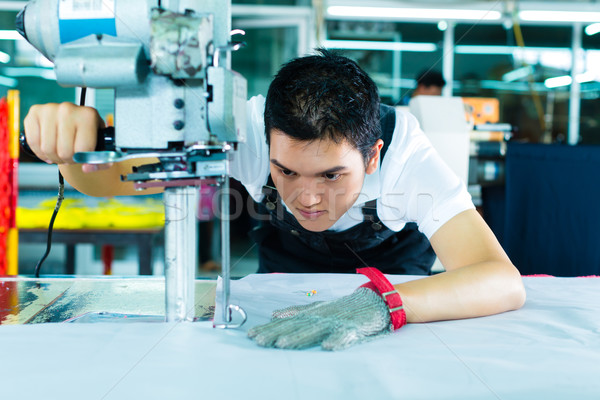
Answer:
[34,87,87,278]
[33,171,64,277]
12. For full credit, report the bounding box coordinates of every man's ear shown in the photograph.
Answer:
[366,139,384,175]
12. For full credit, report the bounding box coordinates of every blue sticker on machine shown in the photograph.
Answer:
[59,18,117,43]
[58,0,117,44]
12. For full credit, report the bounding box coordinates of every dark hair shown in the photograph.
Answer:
[264,48,381,163]
[416,69,446,88]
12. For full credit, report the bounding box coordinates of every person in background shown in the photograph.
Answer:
[398,69,446,105]
[413,69,446,97]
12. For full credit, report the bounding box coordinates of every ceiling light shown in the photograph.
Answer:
[455,45,571,55]
[576,71,596,83]
[0,51,10,63]
[0,30,23,40]
[502,65,534,82]
[455,45,518,55]
[519,11,600,23]
[327,6,501,21]
[2,67,56,80]
[545,75,572,88]
[0,76,18,88]
[545,72,597,88]
[585,23,600,36]
[324,40,437,52]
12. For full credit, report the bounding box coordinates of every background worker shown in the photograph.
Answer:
[400,68,447,105]
[413,69,446,97]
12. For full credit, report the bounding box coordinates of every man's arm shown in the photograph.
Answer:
[247,209,525,351]
[59,160,163,197]
[24,102,162,197]
[394,209,526,322]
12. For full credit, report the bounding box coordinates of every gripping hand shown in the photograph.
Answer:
[248,287,393,351]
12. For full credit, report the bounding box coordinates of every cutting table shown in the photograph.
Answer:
[0,274,598,399]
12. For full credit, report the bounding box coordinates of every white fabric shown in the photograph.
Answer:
[2,275,599,399]
[229,96,474,238]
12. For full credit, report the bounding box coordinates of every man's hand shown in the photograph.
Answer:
[248,287,393,351]
[23,102,107,172]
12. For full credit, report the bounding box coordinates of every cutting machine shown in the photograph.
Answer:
[17,0,247,327]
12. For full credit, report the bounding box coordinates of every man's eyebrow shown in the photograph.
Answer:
[270,159,348,175]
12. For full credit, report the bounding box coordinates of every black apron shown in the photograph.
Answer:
[249,104,435,275]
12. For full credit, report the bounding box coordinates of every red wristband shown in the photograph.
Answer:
[357,267,407,330]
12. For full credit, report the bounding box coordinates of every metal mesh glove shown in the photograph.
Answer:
[247,287,392,351]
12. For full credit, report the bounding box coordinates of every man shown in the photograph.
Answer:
[413,69,446,97]
[24,50,525,350]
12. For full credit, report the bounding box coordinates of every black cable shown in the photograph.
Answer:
[33,172,64,277]
[34,87,87,277]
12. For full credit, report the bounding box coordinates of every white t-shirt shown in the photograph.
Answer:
[230,95,474,239]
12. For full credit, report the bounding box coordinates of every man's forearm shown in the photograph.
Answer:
[58,158,163,197]
[394,261,526,323]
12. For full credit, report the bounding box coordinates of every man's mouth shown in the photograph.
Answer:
[297,208,327,220]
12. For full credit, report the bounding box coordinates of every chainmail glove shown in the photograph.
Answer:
[247,287,392,351]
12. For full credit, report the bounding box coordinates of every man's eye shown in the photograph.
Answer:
[280,169,295,176]
[324,173,341,181]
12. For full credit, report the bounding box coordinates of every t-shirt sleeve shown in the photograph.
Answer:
[229,95,270,202]
[378,110,474,239]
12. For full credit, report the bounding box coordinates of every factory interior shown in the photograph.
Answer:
[1,0,599,398]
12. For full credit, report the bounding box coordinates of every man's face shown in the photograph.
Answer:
[413,84,443,97]
[269,129,381,232]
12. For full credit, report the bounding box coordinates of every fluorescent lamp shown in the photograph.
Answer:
[478,79,547,92]
[0,75,18,88]
[519,11,600,23]
[2,67,56,80]
[545,75,572,88]
[545,72,597,88]
[0,30,23,40]
[455,45,571,55]
[0,2,29,12]
[455,45,517,55]
[585,23,600,36]
[327,6,501,21]
[324,39,436,52]
[0,50,10,63]
[576,71,596,83]
[502,65,534,82]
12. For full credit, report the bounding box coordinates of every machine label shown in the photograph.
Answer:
[58,0,117,44]
[59,0,115,19]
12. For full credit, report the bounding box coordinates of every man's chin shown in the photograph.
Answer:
[295,216,335,232]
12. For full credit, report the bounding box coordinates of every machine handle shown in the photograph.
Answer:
[20,127,116,159]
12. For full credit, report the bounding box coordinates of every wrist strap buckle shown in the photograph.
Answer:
[382,290,405,313]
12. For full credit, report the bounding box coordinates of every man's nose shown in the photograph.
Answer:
[297,178,324,207]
